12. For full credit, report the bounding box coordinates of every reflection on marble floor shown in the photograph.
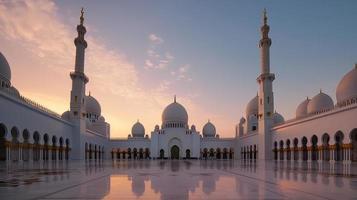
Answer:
[0,160,356,200]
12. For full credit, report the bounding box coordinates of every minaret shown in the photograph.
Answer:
[69,8,89,160]
[257,9,275,160]
[70,8,88,119]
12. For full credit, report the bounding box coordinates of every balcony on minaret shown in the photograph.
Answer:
[70,71,89,83]
[256,73,275,83]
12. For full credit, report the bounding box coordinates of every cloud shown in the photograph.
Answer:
[171,64,192,81]
[144,33,174,70]
[149,34,164,44]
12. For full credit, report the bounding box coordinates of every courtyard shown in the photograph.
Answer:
[0,160,356,199]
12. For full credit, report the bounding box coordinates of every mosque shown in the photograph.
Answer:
[0,10,356,162]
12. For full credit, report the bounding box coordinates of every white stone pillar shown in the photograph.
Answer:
[19,147,22,161]
[6,146,9,161]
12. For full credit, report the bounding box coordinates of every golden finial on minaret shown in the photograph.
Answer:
[80,7,84,25]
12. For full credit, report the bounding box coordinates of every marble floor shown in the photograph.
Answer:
[0,160,356,200]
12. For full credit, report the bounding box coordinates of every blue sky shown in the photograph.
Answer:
[1,0,356,137]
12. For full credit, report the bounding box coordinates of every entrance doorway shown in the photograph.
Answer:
[171,145,180,159]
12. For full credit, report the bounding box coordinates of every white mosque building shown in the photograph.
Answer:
[0,10,356,162]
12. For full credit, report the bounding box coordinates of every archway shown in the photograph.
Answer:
[286,140,291,160]
[302,137,308,161]
[139,148,144,159]
[273,142,278,160]
[43,134,49,161]
[223,148,228,159]
[171,145,180,159]
[33,132,40,161]
[311,135,318,161]
[203,148,208,159]
[22,129,30,161]
[335,131,344,161]
[51,136,57,160]
[159,149,164,159]
[253,145,257,160]
[322,133,330,161]
[59,138,64,160]
[0,124,7,161]
[279,140,284,160]
[65,139,69,160]
[11,127,19,161]
[216,148,221,159]
[351,129,357,162]
[186,149,190,159]
[293,138,299,160]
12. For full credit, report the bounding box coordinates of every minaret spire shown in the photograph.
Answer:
[263,8,267,25]
[80,8,84,25]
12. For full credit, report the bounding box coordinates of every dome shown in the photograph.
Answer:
[61,111,70,120]
[307,91,334,114]
[202,121,216,137]
[296,97,310,118]
[86,94,101,116]
[162,98,188,124]
[246,94,258,117]
[0,52,11,84]
[131,121,145,137]
[272,111,285,125]
[336,65,357,105]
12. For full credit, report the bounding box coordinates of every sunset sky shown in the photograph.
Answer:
[0,0,356,138]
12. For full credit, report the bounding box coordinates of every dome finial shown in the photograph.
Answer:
[174,95,176,103]
[80,7,84,25]
[263,8,268,25]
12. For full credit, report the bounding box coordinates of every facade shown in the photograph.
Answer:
[0,10,356,162]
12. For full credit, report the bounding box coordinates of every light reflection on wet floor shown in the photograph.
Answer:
[0,160,356,200]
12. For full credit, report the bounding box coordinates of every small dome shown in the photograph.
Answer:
[0,52,11,84]
[191,125,196,132]
[131,121,145,137]
[86,94,101,116]
[162,97,188,124]
[154,125,160,131]
[202,121,216,137]
[61,111,70,120]
[246,94,258,117]
[239,117,246,124]
[336,65,357,105]
[272,111,285,125]
[98,116,105,122]
[307,91,334,114]
[296,98,310,118]
[6,86,20,97]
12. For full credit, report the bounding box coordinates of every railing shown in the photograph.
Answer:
[1,88,62,118]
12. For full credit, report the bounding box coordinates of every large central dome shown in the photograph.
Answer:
[162,97,188,125]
